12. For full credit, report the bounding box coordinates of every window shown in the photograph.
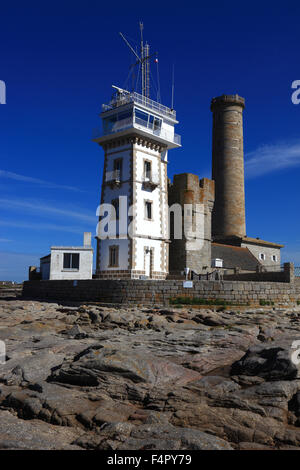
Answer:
[144,161,152,180]
[109,245,119,267]
[153,117,162,131]
[113,158,123,180]
[145,201,152,220]
[111,198,119,220]
[259,253,265,261]
[272,255,278,262]
[63,253,80,270]
[103,112,132,134]
[135,109,149,125]
[134,109,162,131]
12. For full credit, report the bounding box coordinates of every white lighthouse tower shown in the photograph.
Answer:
[93,26,181,279]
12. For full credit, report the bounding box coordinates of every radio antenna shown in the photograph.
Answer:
[119,24,157,98]
[171,64,175,109]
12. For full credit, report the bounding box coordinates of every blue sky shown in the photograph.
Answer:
[0,0,300,282]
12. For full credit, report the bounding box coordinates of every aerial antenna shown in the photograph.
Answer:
[140,24,144,95]
[119,24,154,98]
[155,55,161,102]
[171,64,175,109]
[119,32,141,64]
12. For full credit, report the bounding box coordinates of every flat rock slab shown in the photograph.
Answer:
[0,410,81,450]
[52,346,201,387]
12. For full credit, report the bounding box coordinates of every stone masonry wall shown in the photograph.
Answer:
[168,174,215,274]
[211,95,246,239]
[23,279,300,306]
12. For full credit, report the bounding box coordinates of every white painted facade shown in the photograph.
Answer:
[49,247,93,280]
[94,87,180,279]
[39,233,93,280]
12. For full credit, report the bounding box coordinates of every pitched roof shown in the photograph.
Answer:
[40,254,51,261]
[213,235,284,249]
[211,243,261,270]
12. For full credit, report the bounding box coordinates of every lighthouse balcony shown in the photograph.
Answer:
[142,172,160,190]
[105,170,121,187]
[92,117,181,148]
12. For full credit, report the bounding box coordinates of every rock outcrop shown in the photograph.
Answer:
[1,299,300,449]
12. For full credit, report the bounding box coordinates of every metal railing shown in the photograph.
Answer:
[105,169,121,183]
[295,267,300,277]
[142,172,160,186]
[102,90,176,120]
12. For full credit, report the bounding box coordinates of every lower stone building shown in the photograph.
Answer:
[211,242,261,273]
[212,236,283,272]
[168,174,215,276]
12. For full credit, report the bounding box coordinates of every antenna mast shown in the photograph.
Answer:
[140,22,150,98]
[120,23,153,98]
[140,22,144,96]
[145,42,150,98]
[171,64,175,109]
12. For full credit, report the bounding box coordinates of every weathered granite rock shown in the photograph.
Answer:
[75,422,233,450]
[0,410,81,449]
[51,345,201,387]
[231,337,300,381]
[0,299,300,450]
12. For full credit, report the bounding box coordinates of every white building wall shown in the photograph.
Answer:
[96,112,177,278]
[99,239,129,271]
[106,146,131,181]
[134,238,164,273]
[134,145,162,239]
[100,182,131,239]
[50,248,93,280]
[161,120,175,140]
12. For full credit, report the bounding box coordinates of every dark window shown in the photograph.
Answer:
[153,117,162,131]
[145,201,152,220]
[113,158,123,180]
[103,115,117,134]
[135,109,149,123]
[63,253,80,269]
[144,161,151,179]
[109,246,119,267]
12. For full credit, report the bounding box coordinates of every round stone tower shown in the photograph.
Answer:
[210,94,246,239]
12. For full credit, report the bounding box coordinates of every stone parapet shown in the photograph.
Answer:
[22,278,299,306]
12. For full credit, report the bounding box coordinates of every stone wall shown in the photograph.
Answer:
[224,263,294,283]
[22,278,300,306]
[168,174,215,275]
[224,272,287,282]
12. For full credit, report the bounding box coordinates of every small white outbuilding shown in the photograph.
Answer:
[39,232,93,280]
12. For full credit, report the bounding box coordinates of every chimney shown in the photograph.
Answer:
[83,232,92,247]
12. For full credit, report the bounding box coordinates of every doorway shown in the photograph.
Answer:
[144,247,153,278]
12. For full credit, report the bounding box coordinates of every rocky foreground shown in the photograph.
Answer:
[1,299,300,450]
